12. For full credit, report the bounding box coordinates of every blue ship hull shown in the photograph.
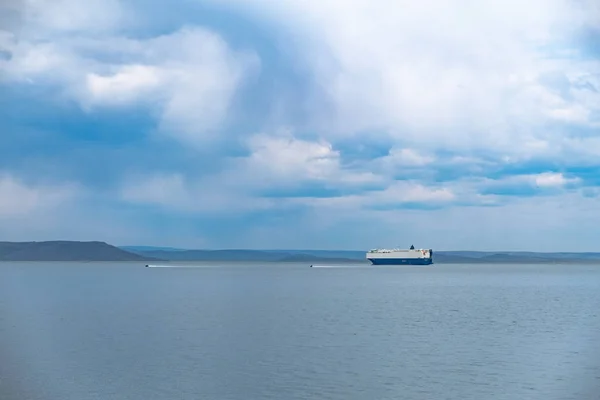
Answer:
[367,258,433,265]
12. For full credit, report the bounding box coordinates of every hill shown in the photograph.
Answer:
[0,241,157,261]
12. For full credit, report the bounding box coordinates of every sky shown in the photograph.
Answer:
[0,0,599,251]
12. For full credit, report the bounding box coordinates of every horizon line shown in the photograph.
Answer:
[3,241,600,253]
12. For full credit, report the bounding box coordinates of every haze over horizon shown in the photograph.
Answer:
[1,0,599,251]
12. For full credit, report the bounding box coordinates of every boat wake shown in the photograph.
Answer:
[144,264,219,268]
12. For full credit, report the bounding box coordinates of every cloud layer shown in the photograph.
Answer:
[1,0,600,249]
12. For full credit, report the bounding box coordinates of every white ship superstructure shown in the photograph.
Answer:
[366,245,433,265]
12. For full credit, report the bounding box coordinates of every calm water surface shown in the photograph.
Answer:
[1,262,599,400]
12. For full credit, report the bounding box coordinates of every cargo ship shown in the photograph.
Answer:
[366,245,433,265]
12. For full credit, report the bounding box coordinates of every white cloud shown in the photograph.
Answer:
[246,133,338,180]
[475,172,581,194]
[123,132,586,216]
[2,9,259,145]
[225,189,600,250]
[382,182,455,203]
[373,148,435,177]
[119,132,385,213]
[532,172,578,188]
[510,172,580,189]
[298,181,455,210]
[23,0,127,33]
[0,30,15,57]
[0,173,78,218]
[385,148,434,167]
[145,28,260,144]
[345,192,600,251]
[245,134,368,181]
[4,0,597,154]
[283,170,581,215]
[202,0,600,156]
[241,132,380,186]
[0,174,200,245]
[85,64,163,106]
[120,172,276,214]
[120,174,189,209]
[3,0,600,249]
[120,169,457,216]
[0,38,86,85]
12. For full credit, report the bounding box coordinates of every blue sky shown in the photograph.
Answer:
[1,0,599,250]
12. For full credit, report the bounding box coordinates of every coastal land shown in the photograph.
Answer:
[1,241,600,264]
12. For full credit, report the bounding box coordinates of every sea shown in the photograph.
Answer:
[1,262,599,400]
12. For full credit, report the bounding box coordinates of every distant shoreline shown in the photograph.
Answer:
[2,241,600,264]
[3,260,600,265]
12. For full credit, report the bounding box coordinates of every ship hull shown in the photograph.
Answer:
[367,257,433,265]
